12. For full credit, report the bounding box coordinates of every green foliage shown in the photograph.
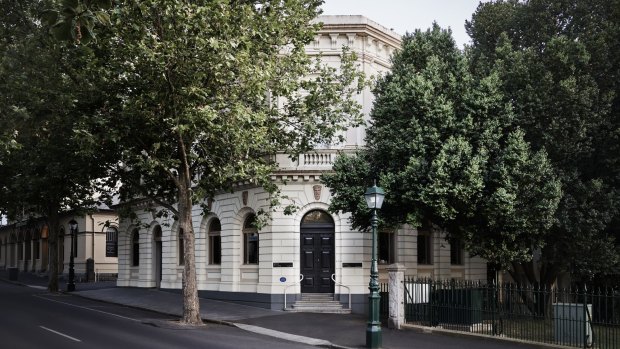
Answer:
[467,0,620,280]
[42,0,113,44]
[0,0,117,291]
[102,0,364,218]
[90,0,363,323]
[324,24,561,267]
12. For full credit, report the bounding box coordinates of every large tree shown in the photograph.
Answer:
[323,25,561,270]
[466,0,620,285]
[0,0,115,291]
[93,0,363,325]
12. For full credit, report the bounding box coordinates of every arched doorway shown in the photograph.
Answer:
[152,226,162,288]
[300,210,335,293]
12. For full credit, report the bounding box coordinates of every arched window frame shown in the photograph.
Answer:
[208,218,221,265]
[242,214,258,265]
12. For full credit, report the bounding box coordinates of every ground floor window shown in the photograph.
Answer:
[106,227,118,257]
[209,218,221,265]
[417,232,432,265]
[379,230,395,264]
[132,229,140,266]
[243,214,258,264]
[450,238,464,265]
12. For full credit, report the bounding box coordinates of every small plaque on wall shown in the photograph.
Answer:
[273,262,293,268]
[343,263,362,268]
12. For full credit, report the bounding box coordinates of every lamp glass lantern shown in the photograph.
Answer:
[69,219,78,233]
[364,184,385,210]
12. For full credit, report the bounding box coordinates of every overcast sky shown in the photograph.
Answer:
[321,0,488,48]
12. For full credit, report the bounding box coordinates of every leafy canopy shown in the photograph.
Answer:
[323,24,561,267]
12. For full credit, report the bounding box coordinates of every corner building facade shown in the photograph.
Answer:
[116,16,488,313]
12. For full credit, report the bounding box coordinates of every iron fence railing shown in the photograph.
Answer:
[402,277,620,349]
[380,282,389,322]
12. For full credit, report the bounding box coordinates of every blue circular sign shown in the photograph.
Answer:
[280,277,287,283]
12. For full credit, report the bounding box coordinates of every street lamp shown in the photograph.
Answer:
[67,219,77,292]
[364,182,384,349]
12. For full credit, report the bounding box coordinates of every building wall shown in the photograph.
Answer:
[0,211,119,278]
[115,16,489,313]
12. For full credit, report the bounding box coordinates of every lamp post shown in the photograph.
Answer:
[67,219,77,292]
[364,182,384,349]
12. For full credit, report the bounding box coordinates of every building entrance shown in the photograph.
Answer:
[300,210,335,293]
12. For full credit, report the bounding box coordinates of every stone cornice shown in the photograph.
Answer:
[315,15,401,48]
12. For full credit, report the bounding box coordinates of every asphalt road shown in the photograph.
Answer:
[0,282,315,349]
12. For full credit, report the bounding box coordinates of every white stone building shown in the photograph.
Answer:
[116,16,488,313]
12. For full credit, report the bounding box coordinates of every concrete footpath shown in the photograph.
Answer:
[1,270,545,349]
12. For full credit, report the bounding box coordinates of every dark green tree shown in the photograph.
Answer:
[0,0,115,292]
[323,24,561,270]
[466,0,620,285]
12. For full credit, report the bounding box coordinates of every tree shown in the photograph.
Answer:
[0,0,115,292]
[323,24,561,270]
[98,0,363,325]
[466,0,620,285]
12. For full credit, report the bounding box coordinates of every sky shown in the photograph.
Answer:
[321,0,489,48]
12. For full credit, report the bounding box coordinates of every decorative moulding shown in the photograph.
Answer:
[313,185,322,201]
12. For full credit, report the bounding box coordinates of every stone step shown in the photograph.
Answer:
[299,297,336,302]
[284,307,351,314]
[293,302,343,308]
[299,295,335,300]
[287,292,351,314]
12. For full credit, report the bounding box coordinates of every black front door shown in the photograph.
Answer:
[300,230,334,293]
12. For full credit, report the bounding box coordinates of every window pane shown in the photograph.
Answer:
[244,215,256,229]
[106,228,118,257]
[132,230,140,266]
[210,235,221,265]
[417,234,431,265]
[450,239,463,265]
[244,232,258,264]
[210,219,221,232]
[301,210,334,225]
[379,232,395,264]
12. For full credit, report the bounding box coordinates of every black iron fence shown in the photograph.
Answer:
[401,278,620,348]
[380,282,389,322]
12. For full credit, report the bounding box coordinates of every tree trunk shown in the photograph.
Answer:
[509,260,559,319]
[178,172,201,325]
[47,205,60,292]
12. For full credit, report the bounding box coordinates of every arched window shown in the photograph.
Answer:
[301,210,334,225]
[209,218,221,265]
[243,214,258,264]
[106,227,118,257]
[178,229,184,265]
[132,229,140,266]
